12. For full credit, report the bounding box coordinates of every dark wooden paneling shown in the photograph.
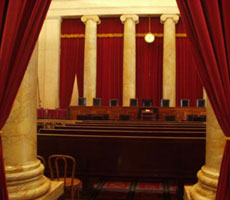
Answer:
[38,132,205,179]
[68,106,206,121]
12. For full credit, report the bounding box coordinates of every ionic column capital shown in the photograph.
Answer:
[81,15,101,24]
[120,14,139,24]
[160,14,179,24]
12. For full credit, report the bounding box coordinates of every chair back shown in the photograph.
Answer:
[160,99,170,107]
[78,97,86,106]
[37,155,46,167]
[130,98,138,107]
[196,99,205,107]
[93,98,102,106]
[48,154,76,189]
[109,99,119,106]
[180,99,190,107]
[142,99,153,107]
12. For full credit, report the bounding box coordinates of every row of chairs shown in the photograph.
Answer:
[38,154,80,200]
[79,97,206,107]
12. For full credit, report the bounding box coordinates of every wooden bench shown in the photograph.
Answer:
[38,130,205,199]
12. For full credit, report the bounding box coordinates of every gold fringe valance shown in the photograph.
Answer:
[61,33,187,38]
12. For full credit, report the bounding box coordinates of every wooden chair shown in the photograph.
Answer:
[37,155,46,167]
[48,154,81,200]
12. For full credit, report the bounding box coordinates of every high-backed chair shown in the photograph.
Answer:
[109,99,119,106]
[180,99,190,107]
[78,97,86,106]
[142,99,153,107]
[196,99,206,107]
[93,98,101,106]
[48,154,81,200]
[160,99,170,107]
[130,98,138,107]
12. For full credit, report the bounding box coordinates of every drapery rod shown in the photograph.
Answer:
[61,33,187,38]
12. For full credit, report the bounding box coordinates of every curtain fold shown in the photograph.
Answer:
[136,18,163,106]
[60,19,84,108]
[176,20,203,107]
[96,18,123,106]
[176,1,230,199]
[0,1,51,199]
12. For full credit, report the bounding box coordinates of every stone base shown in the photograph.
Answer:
[184,186,192,200]
[36,181,64,200]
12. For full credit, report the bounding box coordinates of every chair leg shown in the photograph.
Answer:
[71,188,74,200]
[77,189,80,200]
[71,187,79,200]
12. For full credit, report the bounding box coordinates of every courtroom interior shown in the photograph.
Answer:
[1,1,228,200]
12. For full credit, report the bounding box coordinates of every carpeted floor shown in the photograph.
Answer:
[64,180,178,200]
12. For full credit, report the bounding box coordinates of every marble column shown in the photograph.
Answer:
[120,14,139,107]
[160,15,179,107]
[2,45,51,199]
[184,99,225,200]
[81,15,100,106]
[38,17,61,109]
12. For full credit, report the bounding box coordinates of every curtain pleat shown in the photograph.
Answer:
[96,18,123,106]
[176,1,230,199]
[176,20,203,106]
[0,1,51,199]
[136,17,163,106]
[60,19,84,108]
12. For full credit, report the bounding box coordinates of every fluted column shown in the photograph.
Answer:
[2,46,51,199]
[160,15,179,107]
[184,99,225,200]
[120,14,139,106]
[81,15,100,106]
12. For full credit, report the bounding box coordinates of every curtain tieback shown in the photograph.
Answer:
[225,137,230,141]
[0,130,2,135]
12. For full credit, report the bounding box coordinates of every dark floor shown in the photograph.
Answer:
[62,179,179,200]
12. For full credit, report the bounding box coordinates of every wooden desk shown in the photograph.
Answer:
[68,106,206,121]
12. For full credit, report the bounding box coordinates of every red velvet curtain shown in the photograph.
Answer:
[176,1,230,199]
[136,17,163,106]
[97,18,123,106]
[60,19,84,108]
[0,1,51,199]
[176,20,203,106]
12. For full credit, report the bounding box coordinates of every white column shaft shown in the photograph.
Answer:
[120,15,139,106]
[38,17,61,109]
[161,15,179,107]
[81,15,100,106]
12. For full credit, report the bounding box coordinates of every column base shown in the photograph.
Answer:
[184,166,218,200]
[6,160,51,200]
[36,181,64,200]
[184,186,192,200]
